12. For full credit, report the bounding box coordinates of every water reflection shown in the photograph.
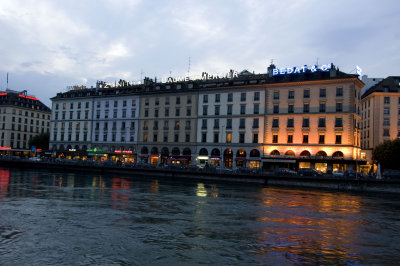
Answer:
[256,188,364,264]
[0,168,9,198]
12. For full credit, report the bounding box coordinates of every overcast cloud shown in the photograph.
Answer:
[0,0,399,106]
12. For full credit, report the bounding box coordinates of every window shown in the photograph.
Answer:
[288,104,294,113]
[143,134,148,142]
[288,90,294,99]
[335,117,343,127]
[287,134,293,144]
[273,104,279,114]
[174,121,180,130]
[319,134,325,144]
[239,133,245,143]
[163,120,168,130]
[383,129,390,137]
[226,118,232,129]
[214,119,219,129]
[123,100,127,107]
[185,133,190,142]
[228,93,233,102]
[202,133,207,142]
[304,89,310,98]
[253,118,259,128]
[336,87,343,97]
[215,106,220,115]
[384,97,390,104]
[202,119,207,129]
[336,102,343,112]
[254,92,260,101]
[273,91,279,100]
[335,134,342,144]
[186,107,191,116]
[144,109,148,117]
[239,118,245,129]
[154,109,159,118]
[226,133,232,143]
[153,134,157,142]
[202,106,208,116]
[165,107,169,117]
[215,94,220,103]
[303,103,309,113]
[253,133,258,143]
[383,118,390,126]
[70,103,74,109]
[319,102,326,112]
[203,95,208,103]
[175,108,180,116]
[240,105,246,115]
[240,93,246,101]
[272,118,279,128]
[272,134,278,143]
[185,120,190,129]
[384,108,390,115]
[155,98,159,105]
[78,102,81,109]
[165,97,170,105]
[254,104,259,114]
[318,117,326,127]
[113,109,117,118]
[287,118,294,128]
[187,95,192,104]
[176,96,180,105]
[227,105,233,115]
[114,100,118,107]
[320,88,326,98]
[302,118,310,127]
[303,135,309,144]
[214,133,219,143]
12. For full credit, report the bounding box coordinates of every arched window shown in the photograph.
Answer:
[151,147,158,155]
[161,147,169,156]
[172,147,180,155]
[316,151,327,157]
[332,151,344,158]
[224,149,233,156]
[199,148,208,156]
[250,149,260,157]
[236,149,246,157]
[270,150,280,156]
[285,150,295,157]
[300,150,311,157]
[211,148,220,157]
[183,147,191,155]
[141,146,149,154]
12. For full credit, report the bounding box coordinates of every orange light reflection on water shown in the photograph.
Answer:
[255,187,363,263]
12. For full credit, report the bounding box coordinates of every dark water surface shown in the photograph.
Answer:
[0,167,400,265]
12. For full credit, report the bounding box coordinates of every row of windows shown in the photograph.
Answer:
[273,87,343,100]
[383,97,400,105]
[201,118,259,129]
[55,110,90,120]
[143,132,191,143]
[146,96,189,106]
[1,108,50,119]
[273,102,343,113]
[271,133,343,144]
[202,104,260,116]
[55,102,90,110]
[9,117,49,126]
[271,117,344,128]
[200,132,259,144]
[202,92,260,103]
[1,124,48,133]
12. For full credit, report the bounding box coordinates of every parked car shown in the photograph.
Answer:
[274,168,296,176]
[333,170,344,177]
[29,157,42,162]
[384,169,400,180]
[298,168,321,177]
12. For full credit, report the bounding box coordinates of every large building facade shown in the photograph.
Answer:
[361,76,400,163]
[50,64,364,172]
[0,89,51,153]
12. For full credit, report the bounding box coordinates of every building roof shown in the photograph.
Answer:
[0,89,51,112]
[361,76,400,99]
[51,64,363,100]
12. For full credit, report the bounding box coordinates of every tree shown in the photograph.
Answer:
[28,132,50,150]
[372,139,400,170]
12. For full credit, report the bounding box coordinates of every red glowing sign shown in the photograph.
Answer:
[114,150,133,154]
[18,94,38,101]
[0,93,7,96]
[0,146,11,150]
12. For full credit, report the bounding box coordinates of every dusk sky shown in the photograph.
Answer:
[0,0,399,106]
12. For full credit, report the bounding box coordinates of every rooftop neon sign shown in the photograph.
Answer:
[272,64,331,76]
[18,94,38,101]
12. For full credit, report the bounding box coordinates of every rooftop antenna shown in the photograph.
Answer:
[270,59,275,65]
[187,56,191,79]
[316,57,319,66]
[6,72,9,90]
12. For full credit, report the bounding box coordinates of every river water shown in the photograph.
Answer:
[0,167,399,265]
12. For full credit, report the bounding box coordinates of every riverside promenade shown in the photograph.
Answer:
[1,157,399,194]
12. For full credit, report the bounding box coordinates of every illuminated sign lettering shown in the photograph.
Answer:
[114,150,133,154]
[272,64,331,76]
[18,94,38,101]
